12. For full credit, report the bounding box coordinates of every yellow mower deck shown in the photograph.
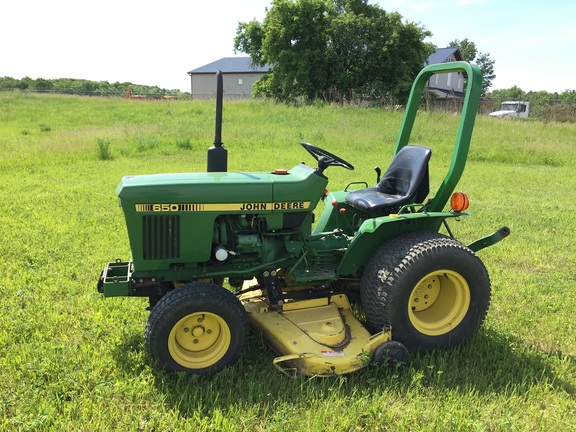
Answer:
[240,292,392,376]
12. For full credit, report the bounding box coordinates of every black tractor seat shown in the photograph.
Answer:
[345,145,432,215]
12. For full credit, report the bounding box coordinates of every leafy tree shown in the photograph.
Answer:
[489,85,525,102]
[17,76,33,91]
[449,39,495,95]
[33,78,54,92]
[449,38,477,62]
[235,0,433,103]
[0,77,20,91]
[475,52,495,95]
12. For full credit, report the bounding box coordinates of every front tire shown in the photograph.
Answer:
[361,232,491,350]
[144,282,249,375]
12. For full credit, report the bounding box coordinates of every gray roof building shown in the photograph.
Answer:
[187,57,271,99]
[424,47,466,99]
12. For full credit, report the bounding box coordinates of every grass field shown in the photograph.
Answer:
[0,92,574,431]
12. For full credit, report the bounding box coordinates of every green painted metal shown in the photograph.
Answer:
[313,191,357,236]
[99,260,132,297]
[336,212,462,276]
[395,61,483,213]
[467,226,511,252]
[117,163,327,274]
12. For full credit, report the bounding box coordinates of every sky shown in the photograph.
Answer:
[2,0,575,93]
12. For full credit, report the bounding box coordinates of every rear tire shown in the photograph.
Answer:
[361,232,491,350]
[144,282,249,375]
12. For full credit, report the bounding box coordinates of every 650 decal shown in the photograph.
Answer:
[135,204,205,212]
[134,202,311,213]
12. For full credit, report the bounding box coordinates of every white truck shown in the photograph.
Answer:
[489,101,530,118]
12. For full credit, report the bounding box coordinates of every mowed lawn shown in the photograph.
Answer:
[0,92,574,431]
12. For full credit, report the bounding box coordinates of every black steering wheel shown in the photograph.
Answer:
[301,142,354,172]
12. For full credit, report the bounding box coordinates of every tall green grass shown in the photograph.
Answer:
[0,92,574,431]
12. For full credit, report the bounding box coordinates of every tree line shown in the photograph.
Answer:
[0,76,187,99]
[488,87,576,123]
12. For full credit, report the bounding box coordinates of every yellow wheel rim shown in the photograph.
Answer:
[408,270,470,336]
[168,312,231,369]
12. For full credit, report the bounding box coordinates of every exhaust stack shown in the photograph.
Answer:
[207,70,228,172]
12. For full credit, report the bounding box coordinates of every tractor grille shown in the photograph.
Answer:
[142,215,180,260]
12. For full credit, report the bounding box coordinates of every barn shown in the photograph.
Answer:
[187,57,270,99]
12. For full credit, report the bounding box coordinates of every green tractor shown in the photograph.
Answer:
[98,62,509,376]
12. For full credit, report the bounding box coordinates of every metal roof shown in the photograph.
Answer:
[426,47,462,65]
[188,57,271,74]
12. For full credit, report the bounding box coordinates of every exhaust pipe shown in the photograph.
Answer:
[207,70,228,172]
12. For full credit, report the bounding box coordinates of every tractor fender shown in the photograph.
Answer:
[337,212,462,276]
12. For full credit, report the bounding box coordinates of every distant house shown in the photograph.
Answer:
[187,57,270,99]
[425,47,465,99]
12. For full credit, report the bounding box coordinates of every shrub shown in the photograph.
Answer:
[96,138,113,160]
[176,137,192,150]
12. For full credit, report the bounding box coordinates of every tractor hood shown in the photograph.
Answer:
[116,163,329,268]
[118,171,275,203]
[116,163,327,210]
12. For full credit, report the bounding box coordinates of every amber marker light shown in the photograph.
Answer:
[450,192,469,212]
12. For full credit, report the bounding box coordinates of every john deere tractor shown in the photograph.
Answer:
[98,62,509,376]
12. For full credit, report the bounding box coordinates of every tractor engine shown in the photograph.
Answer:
[211,214,285,265]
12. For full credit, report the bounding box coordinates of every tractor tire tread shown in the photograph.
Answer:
[144,282,249,375]
[361,231,491,350]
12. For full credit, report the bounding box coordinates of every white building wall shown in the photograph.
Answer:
[428,53,465,96]
[190,73,266,99]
